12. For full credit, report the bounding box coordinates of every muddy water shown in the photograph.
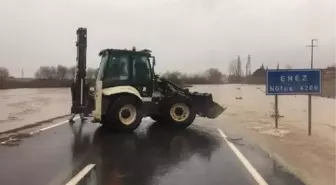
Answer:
[0,88,71,133]
[0,85,335,139]
[191,84,336,141]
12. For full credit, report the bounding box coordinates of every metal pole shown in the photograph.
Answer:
[308,39,317,136]
[275,94,278,129]
[275,63,279,129]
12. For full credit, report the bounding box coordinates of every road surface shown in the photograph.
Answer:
[0,118,305,185]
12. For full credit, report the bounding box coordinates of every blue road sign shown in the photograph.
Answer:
[266,69,322,95]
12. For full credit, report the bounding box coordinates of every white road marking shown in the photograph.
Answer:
[37,116,149,133]
[65,164,96,185]
[217,128,269,185]
[39,116,80,132]
[32,116,151,134]
[0,117,80,145]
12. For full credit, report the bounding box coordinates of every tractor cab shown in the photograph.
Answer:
[96,47,156,97]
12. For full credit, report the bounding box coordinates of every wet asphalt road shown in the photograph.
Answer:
[0,118,305,185]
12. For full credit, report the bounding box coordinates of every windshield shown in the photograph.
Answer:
[104,55,129,81]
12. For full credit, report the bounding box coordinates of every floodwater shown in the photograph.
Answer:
[0,85,335,139]
[0,88,70,133]
[191,84,335,141]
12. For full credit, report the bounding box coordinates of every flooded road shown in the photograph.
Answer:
[0,118,304,185]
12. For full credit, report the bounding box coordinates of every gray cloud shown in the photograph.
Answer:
[0,0,334,77]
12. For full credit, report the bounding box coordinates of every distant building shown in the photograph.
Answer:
[322,66,336,81]
[252,64,266,77]
[244,64,266,84]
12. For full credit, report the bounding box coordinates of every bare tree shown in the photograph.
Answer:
[87,68,98,79]
[161,71,182,84]
[228,60,237,75]
[0,67,9,79]
[35,66,50,79]
[50,66,57,79]
[35,66,57,79]
[205,68,223,83]
[67,66,76,80]
[57,65,68,79]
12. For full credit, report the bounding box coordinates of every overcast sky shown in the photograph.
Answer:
[0,0,334,77]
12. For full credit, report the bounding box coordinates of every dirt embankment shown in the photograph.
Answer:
[191,84,335,185]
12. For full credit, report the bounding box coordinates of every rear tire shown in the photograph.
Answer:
[105,95,142,132]
[163,97,196,129]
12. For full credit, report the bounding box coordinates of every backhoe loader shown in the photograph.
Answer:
[71,27,226,132]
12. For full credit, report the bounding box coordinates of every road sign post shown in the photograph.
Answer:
[274,64,280,129]
[307,39,318,135]
[266,69,322,135]
[275,91,278,129]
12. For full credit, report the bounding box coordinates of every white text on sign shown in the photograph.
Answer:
[280,75,308,82]
[269,85,319,93]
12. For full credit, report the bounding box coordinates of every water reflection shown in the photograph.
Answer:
[74,123,221,185]
[70,122,91,160]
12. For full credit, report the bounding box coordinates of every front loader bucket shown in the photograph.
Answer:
[205,102,227,119]
[191,92,227,119]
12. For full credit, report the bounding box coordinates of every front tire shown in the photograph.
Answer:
[105,96,142,132]
[163,97,196,129]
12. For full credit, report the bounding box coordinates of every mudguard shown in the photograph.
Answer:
[102,86,142,99]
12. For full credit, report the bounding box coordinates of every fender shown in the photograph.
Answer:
[102,86,142,100]
[93,85,144,122]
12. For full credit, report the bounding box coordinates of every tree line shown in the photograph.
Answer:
[34,65,98,80]
[0,67,9,79]
[0,65,227,84]
[161,68,227,84]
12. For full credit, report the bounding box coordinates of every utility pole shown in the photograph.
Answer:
[306,39,318,135]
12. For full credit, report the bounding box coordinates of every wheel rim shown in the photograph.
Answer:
[169,103,190,122]
[118,104,137,125]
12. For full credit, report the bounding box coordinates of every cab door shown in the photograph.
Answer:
[132,56,154,98]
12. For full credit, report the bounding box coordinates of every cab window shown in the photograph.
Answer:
[104,55,130,81]
[133,56,151,82]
